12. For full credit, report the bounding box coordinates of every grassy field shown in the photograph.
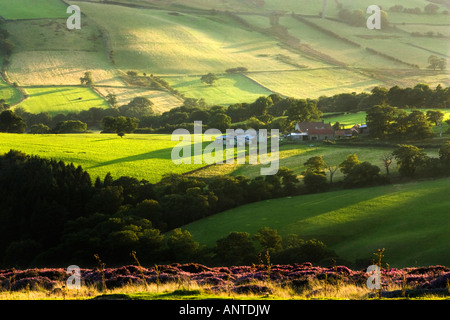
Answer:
[0,133,209,183]
[7,51,120,87]
[164,73,273,105]
[323,109,450,128]
[4,17,120,87]
[187,140,441,181]
[71,2,301,74]
[0,0,68,19]
[2,0,447,108]
[13,86,110,115]
[279,16,400,69]
[0,78,22,105]
[94,86,183,114]
[182,177,450,268]
[244,68,384,99]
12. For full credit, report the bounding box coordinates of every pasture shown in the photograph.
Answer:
[164,73,273,106]
[94,86,184,114]
[0,133,208,183]
[0,0,68,20]
[323,109,450,129]
[182,177,450,267]
[0,79,22,105]
[244,68,384,99]
[7,51,120,87]
[13,86,109,115]
[70,2,307,74]
[186,141,440,181]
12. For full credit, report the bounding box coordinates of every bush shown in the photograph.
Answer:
[53,120,87,133]
[303,171,328,193]
[342,161,386,188]
[30,123,50,134]
[272,239,336,264]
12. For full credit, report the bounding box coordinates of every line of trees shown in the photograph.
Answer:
[317,84,450,113]
[0,20,14,56]
[1,141,449,268]
[366,105,438,140]
[302,141,450,193]
[1,84,448,136]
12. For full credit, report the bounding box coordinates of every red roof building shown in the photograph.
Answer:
[294,121,334,141]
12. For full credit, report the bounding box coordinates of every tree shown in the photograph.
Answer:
[119,96,154,118]
[405,110,434,139]
[426,110,445,125]
[0,99,10,112]
[253,227,282,253]
[214,232,256,265]
[286,99,322,123]
[106,93,117,108]
[339,154,361,175]
[0,110,26,133]
[381,153,393,175]
[438,141,450,165]
[139,228,165,261]
[392,144,428,177]
[303,156,326,174]
[115,116,139,135]
[0,38,14,55]
[80,71,94,87]
[275,167,299,194]
[248,96,272,118]
[303,171,328,193]
[200,73,218,86]
[101,116,139,135]
[342,161,383,188]
[207,113,231,132]
[245,117,266,130]
[424,3,440,14]
[126,70,138,77]
[53,120,87,133]
[367,87,388,107]
[428,55,446,71]
[366,105,398,138]
[30,123,50,134]
[167,228,200,262]
[325,164,338,184]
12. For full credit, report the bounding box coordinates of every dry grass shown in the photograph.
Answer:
[94,86,183,113]
[0,276,431,301]
[7,51,121,86]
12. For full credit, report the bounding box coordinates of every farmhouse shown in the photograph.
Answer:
[294,121,334,141]
[334,124,360,138]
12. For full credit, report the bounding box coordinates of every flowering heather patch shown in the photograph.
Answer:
[0,263,449,297]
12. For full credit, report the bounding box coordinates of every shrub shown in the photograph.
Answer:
[30,123,50,134]
[53,120,87,133]
[303,171,328,193]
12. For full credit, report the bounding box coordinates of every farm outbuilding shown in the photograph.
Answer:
[294,121,334,141]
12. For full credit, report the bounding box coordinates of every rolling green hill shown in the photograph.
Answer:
[1,0,448,110]
[0,133,208,183]
[181,177,450,268]
[14,86,110,115]
[0,0,68,20]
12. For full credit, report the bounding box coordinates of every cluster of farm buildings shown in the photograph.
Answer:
[287,121,369,141]
[215,121,369,145]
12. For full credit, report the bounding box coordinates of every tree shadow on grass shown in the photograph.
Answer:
[28,88,70,97]
[87,142,208,169]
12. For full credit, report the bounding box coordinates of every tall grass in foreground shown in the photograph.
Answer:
[0,278,446,301]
